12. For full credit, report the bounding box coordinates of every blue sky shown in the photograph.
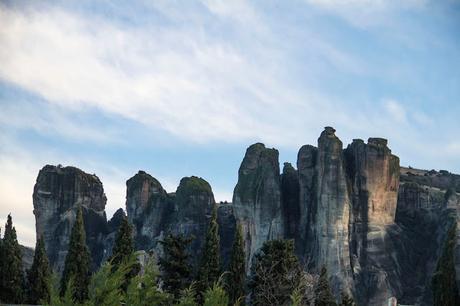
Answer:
[1,0,459,246]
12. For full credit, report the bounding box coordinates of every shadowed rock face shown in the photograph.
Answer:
[232,143,283,265]
[126,171,173,250]
[125,173,235,268]
[33,165,109,273]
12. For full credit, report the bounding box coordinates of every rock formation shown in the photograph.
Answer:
[33,165,110,273]
[232,143,284,265]
[125,172,235,267]
[31,127,460,305]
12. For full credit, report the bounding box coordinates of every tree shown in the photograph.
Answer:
[27,236,52,304]
[227,223,246,304]
[110,215,134,268]
[432,221,460,306]
[315,266,336,306]
[60,207,91,302]
[109,215,137,290]
[197,203,221,296]
[203,279,229,306]
[339,292,355,306]
[175,283,198,306]
[249,239,302,306]
[159,233,193,300]
[0,214,24,303]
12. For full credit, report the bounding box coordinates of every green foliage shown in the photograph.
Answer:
[227,223,246,305]
[174,283,198,306]
[290,286,303,306]
[110,215,135,267]
[315,266,336,306]
[61,207,91,302]
[339,292,355,306]
[46,274,76,306]
[203,278,229,306]
[125,257,170,306]
[0,214,24,304]
[159,233,193,300]
[197,204,221,297]
[177,176,213,196]
[27,235,52,304]
[432,221,460,306]
[85,260,128,306]
[109,215,138,290]
[249,239,302,306]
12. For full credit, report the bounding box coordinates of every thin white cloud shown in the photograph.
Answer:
[305,0,427,27]
[383,99,407,123]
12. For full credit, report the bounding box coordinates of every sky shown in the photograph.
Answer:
[0,0,459,247]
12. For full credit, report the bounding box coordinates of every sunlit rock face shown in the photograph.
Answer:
[33,165,109,273]
[344,137,400,305]
[232,143,284,265]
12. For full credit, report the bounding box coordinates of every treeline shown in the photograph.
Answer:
[0,206,458,305]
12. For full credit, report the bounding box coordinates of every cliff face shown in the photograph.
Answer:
[125,173,235,267]
[33,165,109,273]
[232,143,284,265]
[32,128,460,305]
[344,137,400,305]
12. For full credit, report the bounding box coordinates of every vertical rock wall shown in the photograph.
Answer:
[232,143,284,265]
[33,165,109,273]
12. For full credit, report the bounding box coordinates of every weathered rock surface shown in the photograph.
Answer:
[33,165,109,273]
[344,137,400,305]
[232,143,284,265]
[32,127,460,306]
[125,172,235,268]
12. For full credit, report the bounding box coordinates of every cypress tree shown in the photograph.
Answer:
[159,233,193,300]
[432,221,460,306]
[60,207,91,302]
[249,239,302,305]
[315,266,336,306]
[110,215,134,267]
[227,223,246,305]
[109,215,137,291]
[0,214,24,304]
[197,203,220,296]
[27,236,52,304]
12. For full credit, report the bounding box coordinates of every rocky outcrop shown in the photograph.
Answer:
[281,162,300,241]
[33,165,109,273]
[125,172,235,268]
[232,143,284,265]
[126,171,173,250]
[31,127,460,306]
[344,137,400,305]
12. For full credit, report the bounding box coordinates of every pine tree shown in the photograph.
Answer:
[315,266,336,306]
[1,214,24,304]
[110,215,134,267]
[249,239,302,305]
[159,233,193,300]
[197,203,221,296]
[60,207,91,302]
[432,221,460,306]
[109,215,138,290]
[227,222,246,304]
[339,291,355,306]
[0,227,3,299]
[27,236,52,304]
